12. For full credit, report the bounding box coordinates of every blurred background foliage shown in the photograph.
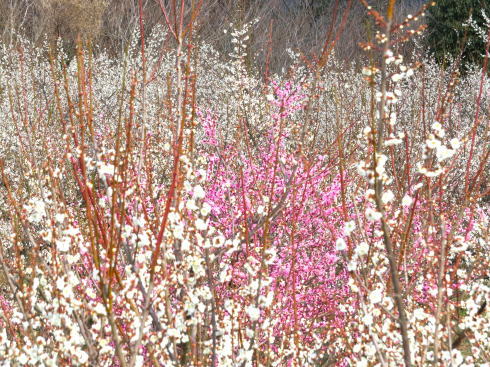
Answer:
[0,0,489,71]
[426,0,490,69]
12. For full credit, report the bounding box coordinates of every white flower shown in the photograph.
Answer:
[195,218,208,231]
[344,221,356,236]
[200,202,211,217]
[451,240,469,253]
[56,278,65,290]
[385,138,403,146]
[97,161,114,176]
[246,305,260,321]
[86,288,96,299]
[336,238,347,251]
[18,354,29,365]
[450,138,461,150]
[26,198,46,224]
[167,328,180,338]
[362,313,374,325]
[347,259,358,271]
[364,189,375,200]
[389,113,397,125]
[62,285,74,299]
[193,185,206,200]
[426,136,441,149]
[135,355,145,367]
[431,121,442,131]
[54,213,66,223]
[391,73,403,82]
[181,239,190,252]
[362,67,379,76]
[189,256,205,277]
[417,164,443,177]
[413,308,427,320]
[197,169,207,182]
[41,230,53,242]
[402,195,413,207]
[180,155,190,164]
[94,303,106,315]
[385,50,396,64]
[426,168,443,177]
[212,235,226,248]
[56,238,70,252]
[65,226,79,237]
[186,199,199,211]
[365,208,382,222]
[381,190,394,204]
[257,205,265,215]
[369,289,383,304]
[357,161,368,177]
[67,271,80,287]
[355,242,369,257]
[173,223,185,240]
[436,145,455,161]
[375,153,388,175]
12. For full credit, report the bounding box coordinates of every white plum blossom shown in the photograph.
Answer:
[450,138,461,150]
[200,202,212,216]
[355,242,370,257]
[336,238,347,251]
[369,289,383,304]
[402,194,413,207]
[431,121,442,131]
[381,190,394,204]
[193,185,206,199]
[56,237,70,252]
[344,221,356,236]
[246,305,260,321]
[435,145,455,161]
[195,218,208,231]
[365,208,382,222]
[97,161,115,176]
[426,135,441,149]
[25,198,46,224]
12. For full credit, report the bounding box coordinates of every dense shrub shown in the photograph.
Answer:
[426,0,490,68]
